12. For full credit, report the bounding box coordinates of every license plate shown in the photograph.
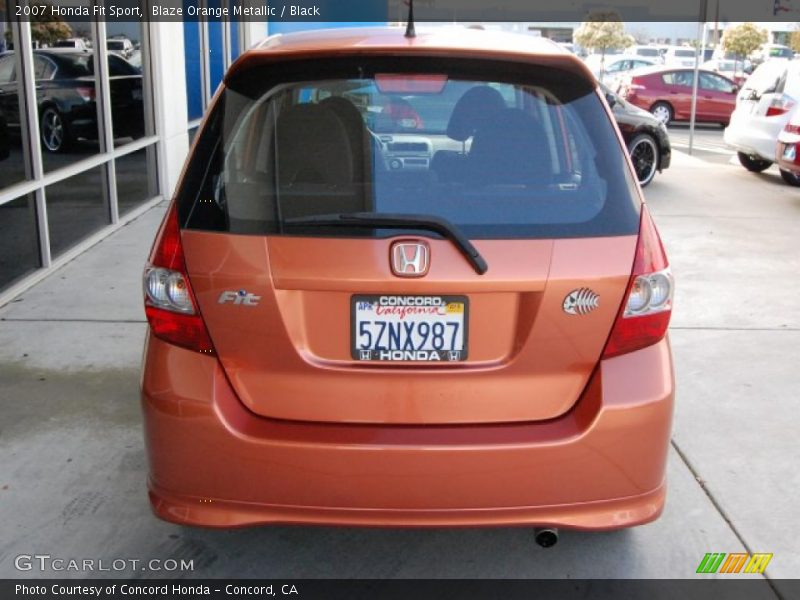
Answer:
[351,295,468,362]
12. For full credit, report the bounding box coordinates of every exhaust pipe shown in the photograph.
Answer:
[534,528,559,548]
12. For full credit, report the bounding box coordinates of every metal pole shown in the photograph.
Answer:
[688,21,707,155]
[93,19,119,225]
[17,18,51,268]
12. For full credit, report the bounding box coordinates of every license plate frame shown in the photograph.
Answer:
[351,294,469,362]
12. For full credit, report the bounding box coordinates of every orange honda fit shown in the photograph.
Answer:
[141,27,674,542]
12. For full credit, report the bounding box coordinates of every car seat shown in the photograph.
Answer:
[466,108,552,185]
[431,85,506,182]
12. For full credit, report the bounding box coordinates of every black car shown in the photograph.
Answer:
[0,50,144,153]
[602,82,671,187]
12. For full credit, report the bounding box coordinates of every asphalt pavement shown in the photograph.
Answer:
[0,149,798,590]
[667,123,737,165]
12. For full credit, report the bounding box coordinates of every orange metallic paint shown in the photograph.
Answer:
[182,233,636,424]
[142,333,673,528]
[141,26,673,529]
[229,27,597,84]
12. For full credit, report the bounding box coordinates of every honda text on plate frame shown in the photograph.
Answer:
[140,27,675,532]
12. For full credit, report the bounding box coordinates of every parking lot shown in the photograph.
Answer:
[668,123,735,164]
[0,147,798,590]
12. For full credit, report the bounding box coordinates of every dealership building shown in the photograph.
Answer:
[0,2,387,303]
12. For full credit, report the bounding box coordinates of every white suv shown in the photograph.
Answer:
[107,38,134,59]
[724,60,800,173]
[663,46,698,68]
[752,44,794,65]
[630,45,663,63]
[51,38,90,51]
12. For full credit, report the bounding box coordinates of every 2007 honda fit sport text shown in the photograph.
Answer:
[141,27,675,532]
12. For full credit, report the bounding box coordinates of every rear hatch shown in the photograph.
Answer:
[177,55,642,425]
[735,60,793,119]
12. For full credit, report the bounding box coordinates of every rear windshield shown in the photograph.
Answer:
[178,57,640,239]
[636,48,660,57]
[674,49,696,58]
[743,61,788,95]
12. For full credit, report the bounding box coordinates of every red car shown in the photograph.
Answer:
[619,66,739,126]
[776,111,800,186]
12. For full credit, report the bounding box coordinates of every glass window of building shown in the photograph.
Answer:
[0,194,40,290]
[207,24,224,96]
[44,165,108,258]
[0,7,160,296]
[105,20,151,149]
[115,146,157,217]
[0,10,30,189]
[183,10,249,132]
[183,20,204,123]
[28,19,103,172]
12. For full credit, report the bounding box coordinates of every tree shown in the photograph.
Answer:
[574,14,634,78]
[790,29,800,54]
[628,27,650,45]
[721,23,767,74]
[29,2,72,47]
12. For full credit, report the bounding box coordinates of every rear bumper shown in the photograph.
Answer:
[776,140,800,174]
[68,117,98,141]
[724,115,785,161]
[141,334,674,529]
[110,104,145,138]
[149,482,666,529]
[65,106,144,141]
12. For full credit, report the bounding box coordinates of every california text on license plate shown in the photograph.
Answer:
[351,295,468,362]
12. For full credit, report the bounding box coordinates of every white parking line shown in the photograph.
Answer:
[671,143,735,155]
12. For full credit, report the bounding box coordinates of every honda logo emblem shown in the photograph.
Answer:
[391,241,430,277]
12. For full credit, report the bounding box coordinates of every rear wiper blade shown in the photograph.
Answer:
[283,212,488,275]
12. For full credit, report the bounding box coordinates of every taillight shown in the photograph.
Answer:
[766,94,795,117]
[783,123,800,135]
[143,205,215,354]
[76,86,96,102]
[602,206,674,359]
[621,79,644,100]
